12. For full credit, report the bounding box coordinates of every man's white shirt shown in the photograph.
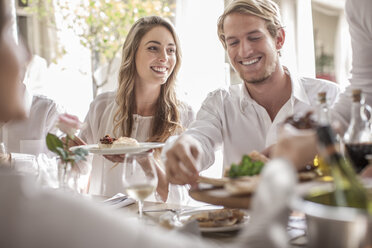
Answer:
[183,67,340,171]
[0,90,61,156]
[0,88,62,181]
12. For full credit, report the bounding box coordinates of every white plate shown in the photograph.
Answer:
[70,142,164,155]
[174,209,250,233]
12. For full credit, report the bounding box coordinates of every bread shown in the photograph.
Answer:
[197,176,230,187]
[112,137,139,148]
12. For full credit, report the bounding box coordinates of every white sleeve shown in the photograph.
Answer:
[179,103,195,129]
[79,103,97,144]
[43,101,64,157]
[183,90,225,171]
[331,0,372,133]
[79,93,111,144]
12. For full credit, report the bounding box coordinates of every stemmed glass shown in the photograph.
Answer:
[122,151,158,218]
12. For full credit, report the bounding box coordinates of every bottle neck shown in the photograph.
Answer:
[350,101,363,121]
[317,102,329,125]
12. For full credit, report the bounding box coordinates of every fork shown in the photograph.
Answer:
[142,208,183,214]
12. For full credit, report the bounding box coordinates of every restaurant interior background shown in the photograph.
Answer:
[11,0,351,178]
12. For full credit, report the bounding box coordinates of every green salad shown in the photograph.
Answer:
[228,155,265,178]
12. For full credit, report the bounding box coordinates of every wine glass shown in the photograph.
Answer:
[122,151,158,218]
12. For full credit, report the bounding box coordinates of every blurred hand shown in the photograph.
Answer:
[272,124,317,171]
[61,135,86,148]
[261,144,274,158]
[0,153,11,166]
[361,165,372,178]
[165,135,201,185]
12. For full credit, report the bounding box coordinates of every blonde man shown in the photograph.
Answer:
[164,0,340,185]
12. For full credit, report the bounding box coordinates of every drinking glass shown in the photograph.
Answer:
[122,151,158,218]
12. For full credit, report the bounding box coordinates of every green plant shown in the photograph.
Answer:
[23,0,175,97]
[46,113,88,169]
[46,133,88,168]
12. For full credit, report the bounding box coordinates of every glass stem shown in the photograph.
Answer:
[138,200,144,218]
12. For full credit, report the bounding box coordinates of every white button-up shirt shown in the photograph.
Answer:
[0,88,63,185]
[184,68,340,171]
[0,88,62,161]
[80,91,195,203]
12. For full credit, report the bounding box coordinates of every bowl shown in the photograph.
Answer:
[292,183,372,248]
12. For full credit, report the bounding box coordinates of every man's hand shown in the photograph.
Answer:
[165,135,201,185]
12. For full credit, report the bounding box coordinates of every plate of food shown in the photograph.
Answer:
[174,208,249,232]
[70,135,164,155]
[191,150,319,209]
[190,151,267,209]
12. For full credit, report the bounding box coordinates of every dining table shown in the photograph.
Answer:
[89,195,307,247]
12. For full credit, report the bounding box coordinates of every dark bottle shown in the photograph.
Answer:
[344,89,372,173]
[315,125,371,212]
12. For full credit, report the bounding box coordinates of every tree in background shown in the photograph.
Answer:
[23,0,175,98]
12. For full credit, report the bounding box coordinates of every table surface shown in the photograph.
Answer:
[90,195,306,247]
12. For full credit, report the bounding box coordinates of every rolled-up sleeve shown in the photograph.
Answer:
[184,90,226,171]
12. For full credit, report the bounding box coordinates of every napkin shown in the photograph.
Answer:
[236,158,297,248]
[103,193,135,209]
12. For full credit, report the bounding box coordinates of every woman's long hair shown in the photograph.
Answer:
[113,16,183,143]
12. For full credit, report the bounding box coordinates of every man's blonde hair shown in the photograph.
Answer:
[217,0,283,49]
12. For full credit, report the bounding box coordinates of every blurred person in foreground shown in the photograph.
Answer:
[164,0,340,186]
[0,2,212,248]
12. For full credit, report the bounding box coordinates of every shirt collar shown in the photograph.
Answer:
[239,66,311,110]
[286,67,311,106]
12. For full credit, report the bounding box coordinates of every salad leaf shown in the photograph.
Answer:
[228,155,265,178]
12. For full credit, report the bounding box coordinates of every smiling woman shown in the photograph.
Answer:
[79,16,194,202]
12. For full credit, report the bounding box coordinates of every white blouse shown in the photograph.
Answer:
[80,91,194,203]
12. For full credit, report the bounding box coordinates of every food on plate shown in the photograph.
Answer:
[112,136,139,148]
[98,135,139,148]
[226,151,268,178]
[99,134,117,148]
[224,175,260,195]
[197,176,229,187]
[284,111,317,130]
[189,209,245,228]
